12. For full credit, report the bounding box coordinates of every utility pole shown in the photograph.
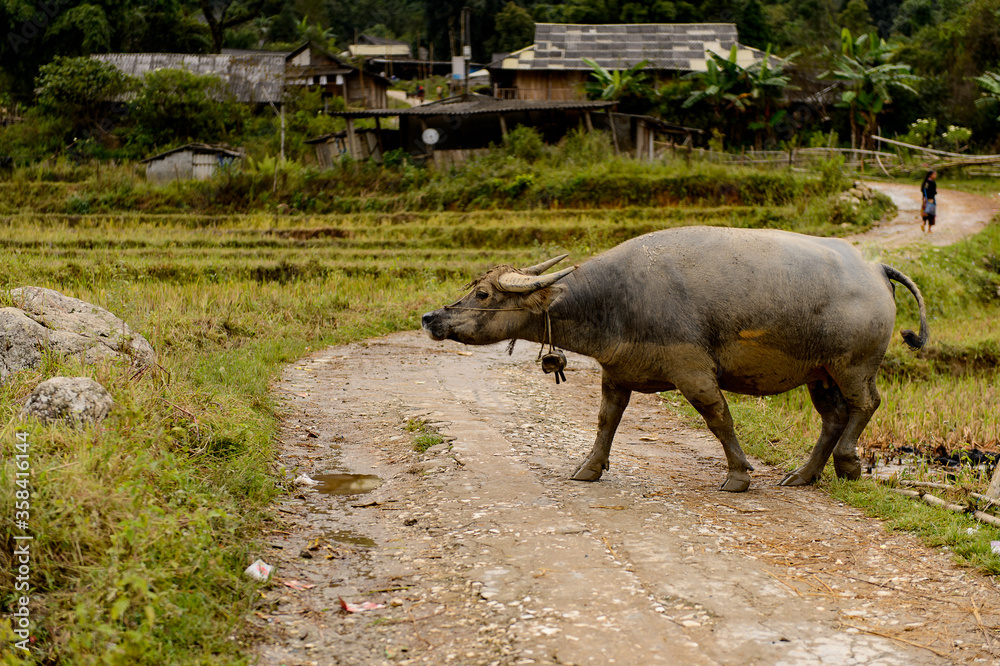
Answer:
[462,6,471,95]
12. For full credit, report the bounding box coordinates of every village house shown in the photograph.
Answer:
[488,23,770,101]
[312,93,617,167]
[92,42,389,109]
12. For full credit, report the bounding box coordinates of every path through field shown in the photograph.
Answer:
[253,183,1000,665]
[255,335,1000,665]
[857,181,999,248]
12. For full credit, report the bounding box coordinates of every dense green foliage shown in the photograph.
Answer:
[127,69,247,150]
[0,131,892,233]
[5,0,1000,156]
[35,57,136,135]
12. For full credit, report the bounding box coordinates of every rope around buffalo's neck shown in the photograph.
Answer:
[440,303,557,359]
[536,310,556,361]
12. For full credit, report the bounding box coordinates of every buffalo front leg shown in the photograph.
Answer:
[678,374,754,492]
[571,374,631,481]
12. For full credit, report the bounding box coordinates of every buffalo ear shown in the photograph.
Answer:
[522,284,565,314]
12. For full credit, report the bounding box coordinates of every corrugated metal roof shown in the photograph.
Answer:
[139,143,243,163]
[493,23,769,73]
[325,93,614,118]
[349,44,411,57]
[358,34,410,47]
[93,53,286,103]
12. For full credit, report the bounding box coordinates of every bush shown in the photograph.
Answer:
[127,69,247,151]
[502,126,545,162]
[36,57,137,136]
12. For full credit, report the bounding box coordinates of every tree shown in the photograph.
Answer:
[267,1,299,43]
[838,0,876,37]
[738,0,773,50]
[582,57,652,113]
[198,0,274,53]
[128,68,246,149]
[36,56,136,135]
[821,28,920,150]
[683,45,796,148]
[490,2,534,54]
[120,0,212,52]
[972,71,1000,119]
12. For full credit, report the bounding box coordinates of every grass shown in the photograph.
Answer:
[404,419,445,453]
[0,155,991,663]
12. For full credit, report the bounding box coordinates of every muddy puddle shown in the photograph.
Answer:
[309,472,383,496]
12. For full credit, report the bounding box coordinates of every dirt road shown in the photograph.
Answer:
[856,181,999,248]
[255,333,1000,665]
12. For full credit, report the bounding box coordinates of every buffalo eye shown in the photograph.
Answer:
[475,289,489,300]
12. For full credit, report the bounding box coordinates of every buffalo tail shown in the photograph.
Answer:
[882,264,929,349]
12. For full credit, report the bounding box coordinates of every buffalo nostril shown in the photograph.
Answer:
[421,312,434,328]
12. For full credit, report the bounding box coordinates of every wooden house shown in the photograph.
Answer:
[488,23,771,101]
[316,93,614,167]
[285,42,389,109]
[93,52,286,103]
[93,43,390,109]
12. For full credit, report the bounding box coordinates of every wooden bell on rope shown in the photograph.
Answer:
[541,350,567,384]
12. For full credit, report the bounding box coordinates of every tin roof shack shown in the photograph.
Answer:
[286,43,389,109]
[141,143,242,184]
[322,94,615,168]
[489,23,772,101]
[93,43,390,109]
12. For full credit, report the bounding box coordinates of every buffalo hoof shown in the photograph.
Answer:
[834,456,862,480]
[779,468,817,487]
[571,460,605,482]
[719,473,751,493]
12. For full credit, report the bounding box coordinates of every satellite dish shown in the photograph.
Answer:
[422,128,440,146]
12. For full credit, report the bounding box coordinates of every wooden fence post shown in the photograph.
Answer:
[987,463,1000,500]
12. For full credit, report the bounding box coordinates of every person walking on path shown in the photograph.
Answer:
[921,170,938,233]
[416,85,425,104]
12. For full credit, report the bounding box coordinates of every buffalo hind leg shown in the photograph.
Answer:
[783,373,878,486]
[571,374,631,481]
[678,374,754,492]
[831,377,880,480]
[781,381,849,486]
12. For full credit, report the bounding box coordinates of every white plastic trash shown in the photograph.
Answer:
[245,559,274,582]
[991,541,1000,556]
[294,474,320,487]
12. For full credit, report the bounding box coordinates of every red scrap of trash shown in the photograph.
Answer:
[282,579,316,591]
[338,596,385,613]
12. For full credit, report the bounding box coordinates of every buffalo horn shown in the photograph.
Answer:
[520,254,569,276]
[497,266,576,293]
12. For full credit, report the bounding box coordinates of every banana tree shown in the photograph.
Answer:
[683,44,796,148]
[744,46,798,148]
[972,71,1000,120]
[682,45,750,116]
[582,57,651,102]
[821,29,920,150]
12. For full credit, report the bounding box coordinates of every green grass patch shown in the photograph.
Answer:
[827,478,1000,574]
[405,419,445,453]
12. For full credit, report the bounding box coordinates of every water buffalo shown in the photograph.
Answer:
[422,227,928,492]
